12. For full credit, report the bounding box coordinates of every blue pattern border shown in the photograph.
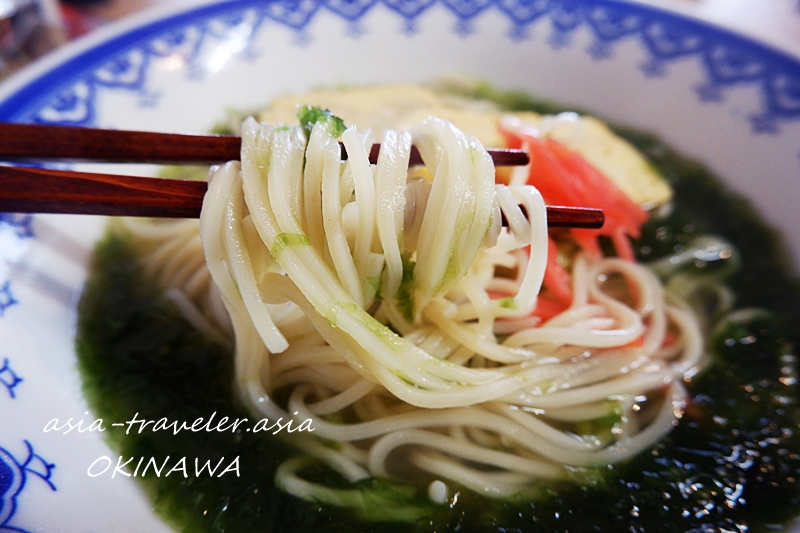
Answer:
[0,441,56,533]
[0,0,798,132]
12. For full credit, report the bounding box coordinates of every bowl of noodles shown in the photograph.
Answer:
[0,1,798,532]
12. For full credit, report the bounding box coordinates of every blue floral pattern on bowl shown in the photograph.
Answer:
[0,359,22,399]
[0,442,56,533]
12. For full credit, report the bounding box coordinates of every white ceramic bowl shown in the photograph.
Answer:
[0,1,798,531]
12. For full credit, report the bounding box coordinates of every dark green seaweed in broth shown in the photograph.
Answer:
[76,91,800,532]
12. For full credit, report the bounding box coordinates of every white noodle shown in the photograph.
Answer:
[122,112,709,504]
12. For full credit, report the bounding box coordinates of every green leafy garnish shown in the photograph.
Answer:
[499,297,516,309]
[270,232,312,261]
[396,252,416,322]
[297,105,346,141]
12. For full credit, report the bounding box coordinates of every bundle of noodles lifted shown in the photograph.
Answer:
[132,100,703,507]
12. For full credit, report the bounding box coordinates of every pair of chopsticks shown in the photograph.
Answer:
[0,123,604,229]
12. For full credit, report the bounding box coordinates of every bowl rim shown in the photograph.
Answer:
[1,0,800,129]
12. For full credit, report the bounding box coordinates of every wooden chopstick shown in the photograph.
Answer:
[0,165,605,228]
[0,165,206,218]
[0,123,602,228]
[0,123,529,167]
